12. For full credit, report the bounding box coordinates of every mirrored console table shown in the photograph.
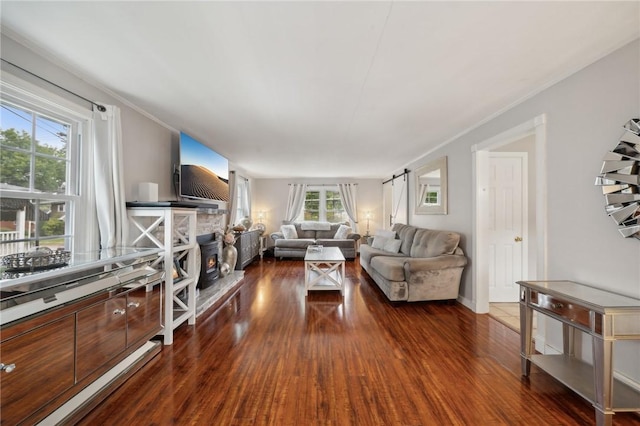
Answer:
[518,280,640,426]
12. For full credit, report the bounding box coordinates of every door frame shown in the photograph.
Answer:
[471,114,548,313]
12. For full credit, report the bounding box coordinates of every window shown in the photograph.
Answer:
[1,74,93,257]
[298,186,347,223]
[234,176,250,224]
[423,188,440,205]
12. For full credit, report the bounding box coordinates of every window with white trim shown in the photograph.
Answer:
[297,186,347,223]
[234,176,250,224]
[0,75,93,257]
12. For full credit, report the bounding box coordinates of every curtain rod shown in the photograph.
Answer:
[288,183,358,186]
[1,58,107,112]
[230,171,248,182]
[382,168,410,185]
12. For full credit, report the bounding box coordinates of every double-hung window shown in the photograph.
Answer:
[0,74,94,257]
[234,175,250,224]
[298,186,347,223]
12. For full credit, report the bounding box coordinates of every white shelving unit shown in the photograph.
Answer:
[127,207,197,345]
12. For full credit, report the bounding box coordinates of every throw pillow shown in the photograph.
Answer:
[333,224,352,239]
[375,229,396,239]
[371,236,387,250]
[281,224,298,239]
[383,238,402,253]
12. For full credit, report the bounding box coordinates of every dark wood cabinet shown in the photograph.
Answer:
[0,315,76,425]
[76,295,128,381]
[234,230,261,270]
[126,284,162,347]
[0,279,162,424]
[76,283,161,381]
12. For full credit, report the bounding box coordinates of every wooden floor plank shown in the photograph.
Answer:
[79,258,640,425]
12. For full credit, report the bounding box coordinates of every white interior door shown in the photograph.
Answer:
[393,178,408,226]
[487,153,528,302]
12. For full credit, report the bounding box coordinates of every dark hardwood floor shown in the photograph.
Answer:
[79,257,640,425]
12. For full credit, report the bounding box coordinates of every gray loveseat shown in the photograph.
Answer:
[270,222,361,259]
[360,223,467,302]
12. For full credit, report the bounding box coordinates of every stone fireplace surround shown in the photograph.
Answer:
[194,209,244,318]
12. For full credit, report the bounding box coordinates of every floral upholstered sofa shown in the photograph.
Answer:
[270,222,361,259]
[360,223,467,302]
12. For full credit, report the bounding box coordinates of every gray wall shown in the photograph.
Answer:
[401,38,639,302]
[398,39,639,379]
[1,34,175,202]
[1,33,244,206]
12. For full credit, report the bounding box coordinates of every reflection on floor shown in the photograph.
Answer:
[489,302,537,335]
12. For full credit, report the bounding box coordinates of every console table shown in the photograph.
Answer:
[234,229,261,270]
[518,280,640,426]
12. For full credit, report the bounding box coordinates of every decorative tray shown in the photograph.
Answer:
[1,248,71,272]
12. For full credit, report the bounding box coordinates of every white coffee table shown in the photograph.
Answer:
[304,246,345,296]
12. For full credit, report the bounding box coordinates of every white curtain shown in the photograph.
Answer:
[227,173,251,229]
[284,183,307,222]
[337,183,359,232]
[92,105,128,249]
[245,178,252,220]
[227,171,237,230]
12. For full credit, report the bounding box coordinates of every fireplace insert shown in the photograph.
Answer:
[196,234,220,289]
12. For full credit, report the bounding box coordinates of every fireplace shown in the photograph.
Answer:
[196,234,220,289]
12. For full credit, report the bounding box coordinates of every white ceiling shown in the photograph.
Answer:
[1,2,638,179]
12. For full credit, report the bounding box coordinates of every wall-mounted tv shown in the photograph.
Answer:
[179,132,229,202]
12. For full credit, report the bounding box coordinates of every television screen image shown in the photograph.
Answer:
[179,132,229,202]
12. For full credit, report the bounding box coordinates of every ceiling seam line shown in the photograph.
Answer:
[342,1,394,147]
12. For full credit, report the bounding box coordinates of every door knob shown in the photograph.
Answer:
[514,236,523,242]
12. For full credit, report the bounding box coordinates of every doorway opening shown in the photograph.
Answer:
[472,114,548,319]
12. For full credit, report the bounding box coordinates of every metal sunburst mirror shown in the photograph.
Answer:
[595,118,640,239]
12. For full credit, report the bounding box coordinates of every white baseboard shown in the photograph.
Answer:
[457,295,476,312]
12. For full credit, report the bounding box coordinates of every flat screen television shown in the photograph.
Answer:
[179,132,229,202]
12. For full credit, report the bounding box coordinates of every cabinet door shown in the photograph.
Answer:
[251,231,260,256]
[76,295,127,381]
[126,283,162,347]
[234,233,246,270]
[0,315,75,425]
[242,233,252,264]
